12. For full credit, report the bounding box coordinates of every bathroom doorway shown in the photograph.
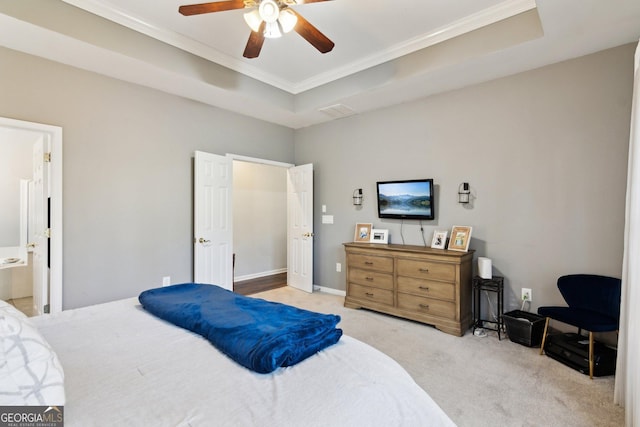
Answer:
[0,117,63,315]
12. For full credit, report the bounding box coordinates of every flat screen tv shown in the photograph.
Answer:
[376,179,434,220]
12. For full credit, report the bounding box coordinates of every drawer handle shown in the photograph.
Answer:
[365,292,374,297]
[365,261,374,265]
[365,277,374,281]
[419,304,430,310]
[419,268,429,273]
[419,286,430,291]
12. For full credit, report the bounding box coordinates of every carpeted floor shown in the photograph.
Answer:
[254,287,624,427]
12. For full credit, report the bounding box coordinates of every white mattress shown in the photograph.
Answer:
[32,298,455,427]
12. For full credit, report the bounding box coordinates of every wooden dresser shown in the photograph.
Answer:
[343,242,474,336]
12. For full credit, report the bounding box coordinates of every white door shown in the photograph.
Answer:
[193,151,233,290]
[30,135,49,315]
[287,164,313,293]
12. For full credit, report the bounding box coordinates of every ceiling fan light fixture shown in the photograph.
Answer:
[278,9,298,33]
[243,9,262,32]
[263,21,282,38]
[258,0,280,23]
[178,0,334,58]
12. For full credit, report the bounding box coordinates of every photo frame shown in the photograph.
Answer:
[354,223,373,242]
[447,226,472,252]
[370,229,389,244]
[430,230,448,249]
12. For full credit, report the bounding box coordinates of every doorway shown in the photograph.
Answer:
[0,117,63,314]
[232,159,288,283]
[193,152,313,293]
[229,155,313,293]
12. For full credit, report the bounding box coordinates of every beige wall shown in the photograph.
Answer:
[232,161,287,279]
[0,46,294,309]
[0,130,33,246]
[295,43,634,311]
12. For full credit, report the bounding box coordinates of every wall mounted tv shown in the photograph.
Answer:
[376,179,435,220]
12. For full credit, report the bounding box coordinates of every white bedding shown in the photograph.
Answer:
[32,297,455,427]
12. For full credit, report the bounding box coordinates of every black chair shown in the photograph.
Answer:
[538,274,621,379]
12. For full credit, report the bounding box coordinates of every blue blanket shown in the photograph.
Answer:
[138,283,342,374]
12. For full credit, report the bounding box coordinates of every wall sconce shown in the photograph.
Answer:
[458,182,470,204]
[353,189,363,206]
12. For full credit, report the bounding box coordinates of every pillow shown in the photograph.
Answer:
[0,302,65,406]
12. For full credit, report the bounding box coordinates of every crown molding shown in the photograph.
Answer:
[291,0,537,93]
[61,0,294,91]
[61,0,536,94]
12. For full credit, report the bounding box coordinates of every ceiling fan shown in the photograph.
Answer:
[178,0,335,59]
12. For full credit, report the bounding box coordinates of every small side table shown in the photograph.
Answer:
[472,275,505,339]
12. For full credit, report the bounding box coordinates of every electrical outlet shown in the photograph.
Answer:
[336,263,342,272]
[521,288,532,302]
[162,276,171,287]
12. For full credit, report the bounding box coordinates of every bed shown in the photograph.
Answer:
[2,289,456,426]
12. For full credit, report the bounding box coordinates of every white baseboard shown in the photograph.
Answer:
[234,268,287,283]
[313,285,346,297]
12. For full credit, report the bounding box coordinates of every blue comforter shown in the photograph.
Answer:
[138,283,342,374]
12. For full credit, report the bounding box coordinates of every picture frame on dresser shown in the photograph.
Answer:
[370,229,389,244]
[430,230,448,249]
[448,226,472,252]
[354,223,373,242]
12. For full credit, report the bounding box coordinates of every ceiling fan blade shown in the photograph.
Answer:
[243,22,266,59]
[289,9,334,54]
[179,0,246,16]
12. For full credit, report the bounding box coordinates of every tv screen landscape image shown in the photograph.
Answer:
[376,179,434,220]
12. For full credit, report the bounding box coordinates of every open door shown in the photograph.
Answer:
[193,151,233,290]
[30,134,49,315]
[287,163,313,293]
[0,117,62,314]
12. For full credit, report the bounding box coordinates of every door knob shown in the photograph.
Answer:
[302,232,314,238]
[198,238,211,244]
[26,242,36,248]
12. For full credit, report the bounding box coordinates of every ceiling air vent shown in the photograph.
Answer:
[318,104,356,119]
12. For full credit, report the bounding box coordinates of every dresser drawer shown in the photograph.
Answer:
[348,283,394,306]
[396,277,455,301]
[397,258,455,282]
[397,293,456,320]
[347,253,393,273]
[348,268,393,290]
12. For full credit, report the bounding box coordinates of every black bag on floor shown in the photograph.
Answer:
[544,332,617,377]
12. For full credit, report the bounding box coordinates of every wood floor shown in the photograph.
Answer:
[233,272,287,295]
[6,296,35,317]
